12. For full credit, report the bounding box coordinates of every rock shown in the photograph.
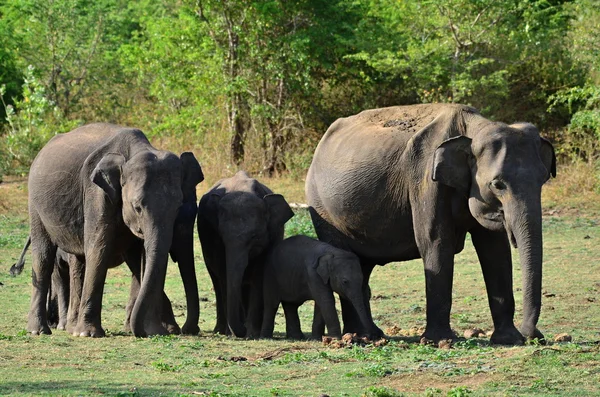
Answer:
[322,336,333,345]
[463,328,486,338]
[554,333,572,342]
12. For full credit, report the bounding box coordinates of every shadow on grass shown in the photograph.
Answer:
[0,380,180,396]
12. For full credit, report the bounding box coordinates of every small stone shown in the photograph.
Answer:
[373,338,389,347]
[554,333,572,342]
[322,336,333,345]
[463,328,486,338]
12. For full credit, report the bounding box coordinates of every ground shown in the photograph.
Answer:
[0,172,599,396]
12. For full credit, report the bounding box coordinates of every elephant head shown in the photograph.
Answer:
[315,251,372,336]
[91,150,203,337]
[206,191,294,337]
[432,122,556,340]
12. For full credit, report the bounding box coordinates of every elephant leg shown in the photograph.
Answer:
[160,292,181,335]
[311,303,326,340]
[245,263,264,339]
[282,302,305,340]
[66,255,85,334]
[341,262,383,338]
[27,216,56,335]
[124,243,143,333]
[53,255,71,330]
[418,242,457,342]
[471,226,524,345]
[260,294,280,339]
[171,233,200,335]
[316,292,342,339]
[201,234,229,335]
[75,244,112,337]
[47,271,59,329]
[207,265,229,335]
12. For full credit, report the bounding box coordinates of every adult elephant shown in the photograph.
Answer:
[305,104,556,345]
[197,171,294,337]
[27,123,203,337]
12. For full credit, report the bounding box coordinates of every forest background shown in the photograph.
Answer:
[0,0,599,185]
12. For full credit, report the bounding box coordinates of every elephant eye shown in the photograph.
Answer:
[133,204,142,214]
[490,180,506,192]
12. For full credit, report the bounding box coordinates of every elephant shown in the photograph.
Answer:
[260,235,370,340]
[26,123,204,337]
[305,103,556,345]
[197,170,294,337]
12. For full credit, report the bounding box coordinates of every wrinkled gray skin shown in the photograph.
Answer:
[261,235,370,340]
[197,171,294,337]
[306,104,556,345]
[27,123,203,337]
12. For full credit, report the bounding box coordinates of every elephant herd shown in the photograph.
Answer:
[12,103,556,345]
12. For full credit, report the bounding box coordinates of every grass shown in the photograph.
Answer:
[1,169,600,396]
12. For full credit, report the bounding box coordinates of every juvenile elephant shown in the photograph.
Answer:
[197,171,294,337]
[261,235,370,340]
[27,123,203,337]
[306,104,556,345]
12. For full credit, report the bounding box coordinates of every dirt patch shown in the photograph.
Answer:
[383,371,502,394]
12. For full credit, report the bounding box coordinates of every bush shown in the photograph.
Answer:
[0,66,78,177]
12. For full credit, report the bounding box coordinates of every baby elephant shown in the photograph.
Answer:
[261,235,371,339]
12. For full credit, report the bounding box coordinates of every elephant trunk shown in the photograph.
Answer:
[505,194,544,340]
[131,223,174,337]
[348,290,375,338]
[225,248,248,337]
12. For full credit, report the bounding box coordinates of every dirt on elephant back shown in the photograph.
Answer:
[357,103,450,136]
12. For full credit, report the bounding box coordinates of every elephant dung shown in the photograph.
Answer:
[553,333,573,342]
[463,328,486,338]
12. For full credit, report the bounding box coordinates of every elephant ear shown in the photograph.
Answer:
[180,152,204,201]
[539,137,557,179]
[315,253,334,285]
[264,193,294,233]
[432,136,473,195]
[91,153,125,204]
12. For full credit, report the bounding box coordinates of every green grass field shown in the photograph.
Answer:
[1,176,599,396]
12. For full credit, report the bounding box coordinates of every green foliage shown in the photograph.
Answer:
[0,66,78,176]
[0,0,597,176]
[363,386,404,397]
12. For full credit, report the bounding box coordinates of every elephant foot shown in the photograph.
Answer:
[286,331,306,340]
[56,320,67,331]
[182,322,200,335]
[367,324,385,340]
[520,325,545,345]
[142,322,169,337]
[27,318,52,335]
[421,326,457,344]
[213,323,230,335]
[74,323,106,338]
[163,322,181,335]
[490,327,525,346]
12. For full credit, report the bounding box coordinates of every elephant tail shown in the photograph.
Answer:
[10,235,31,276]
